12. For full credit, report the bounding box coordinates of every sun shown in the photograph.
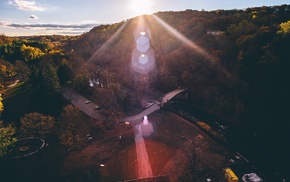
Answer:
[129,0,153,16]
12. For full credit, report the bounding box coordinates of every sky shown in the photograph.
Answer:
[0,0,289,36]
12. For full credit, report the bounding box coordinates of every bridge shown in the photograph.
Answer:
[61,85,186,122]
[161,88,186,105]
[120,88,186,122]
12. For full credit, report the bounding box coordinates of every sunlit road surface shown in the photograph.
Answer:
[121,88,186,122]
[162,88,185,104]
[135,124,153,178]
[121,103,160,122]
[60,86,104,119]
[120,88,187,179]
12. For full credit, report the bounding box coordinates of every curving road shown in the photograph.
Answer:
[61,86,104,119]
[61,85,185,122]
[120,102,161,122]
[121,88,186,122]
[162,88,186,104]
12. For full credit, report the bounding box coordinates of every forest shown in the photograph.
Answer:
[1,4,290,166]
[67,4,290,130]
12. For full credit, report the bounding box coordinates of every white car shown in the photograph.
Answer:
[85,100,92,104]
[242,173,263,182]
[94,105,101,109]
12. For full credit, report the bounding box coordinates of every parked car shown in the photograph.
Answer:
[94,105,101,109]
[242,173,263,182]
[224,167,238,182]
[85,100,91,104]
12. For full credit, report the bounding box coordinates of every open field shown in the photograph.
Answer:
[1,110,239,182]
[62,110,238,181]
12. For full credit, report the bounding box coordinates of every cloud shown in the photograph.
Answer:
[0,21,11,26]
[8,23,98,29]
[8,0,46,11]
[0,21,100,35]
[28,15,38,19]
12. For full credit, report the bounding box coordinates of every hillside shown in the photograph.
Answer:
[1,5,290,129]
[1,4,290,181]
[66,4,290,130]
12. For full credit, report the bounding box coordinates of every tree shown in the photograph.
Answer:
[20,44,45,61]
[0,94,16,158]
[57,63,73,84]
[28,65,41,90]
[73,73,91,95]
[15,60,30,82]
[0,58,16,84]
[20,112,55,138]
[93,87,119,110]
[98,110,121,130]
[41,63,60,96]
[278,20,290,35]
[226,20,257,38]
[0,94,3,114]
[58,105,89,148]
[0,121,16,158]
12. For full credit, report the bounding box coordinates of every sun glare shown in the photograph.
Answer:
[129,0,153,15]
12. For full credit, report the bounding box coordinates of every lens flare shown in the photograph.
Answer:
[152,14,216,62]
[135,134,153,178]
[134,117,154,178]
[134,26,151,42]
[87,21,129,63]
[134,26,151,53]
[138,54,148,64]
[129,0,153,16]
[143,115,148,125]
[131,48,155,74]
[132,25,155,74]
[136,36,150,52]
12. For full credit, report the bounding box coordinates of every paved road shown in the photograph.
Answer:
[120,102,161,122]
[61,86,104,119]
[61,86,185,122]
[121,88,186,122]
[162,88,186,104]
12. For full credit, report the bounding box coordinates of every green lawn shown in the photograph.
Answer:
[1,81,68,125]
[1,82,32,125]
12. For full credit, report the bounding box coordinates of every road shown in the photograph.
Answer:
[162,88,186,104]
[61,86,104,119]
[165,101,277,182]
[121,88,186,122]
[61,85,185,123]
[120,102,161,122]
[59,86,262,181]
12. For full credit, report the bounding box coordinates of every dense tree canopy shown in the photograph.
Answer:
[20,112,55,138]
[0,94,3,114]
[1,4,290,130]
[278,20,290,34]
[41,63,60,95]
[65,4,290,129]
[0,59,17,86]
[57,105,89,148]
[20,44,45,61]
[0,121,16,158]
[0,5,289,181]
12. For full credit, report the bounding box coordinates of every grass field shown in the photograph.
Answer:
[1,104,238,181]
[61,110,236,181]
[0,82,32,125]
[1,81,69,126]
